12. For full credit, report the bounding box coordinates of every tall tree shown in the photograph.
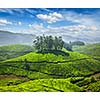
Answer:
[54,36,59,50]
[58,36,64,50]
[33,35,64,52]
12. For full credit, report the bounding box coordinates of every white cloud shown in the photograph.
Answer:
[61,11,100,27]
[51,12,63,18]
[0,19,12,26]
[37,12,63,23]
[18,22,22,25]
[27,23,100,43]
[28,23,80,34]
[0,9,100,43]
[37,10,99,27]
[28,23,48,35]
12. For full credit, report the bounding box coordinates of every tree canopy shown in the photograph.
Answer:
[71,41,85,46]
[64,41,85,51]
[33,35,64,52]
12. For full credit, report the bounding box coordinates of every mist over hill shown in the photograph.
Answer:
[0,30,36,46]
[62,34,100,43]
[0,30,100,46]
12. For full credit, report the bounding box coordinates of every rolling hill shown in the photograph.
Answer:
[0,48,100,92]
[0,44,35,61]
[4,50,100,77]
[73,43,100,57]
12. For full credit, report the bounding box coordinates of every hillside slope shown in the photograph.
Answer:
[73,43,100,57]
[0,79,81,92]
[3,50,100,77]
[0,44,35,61]
[0,50,100,92]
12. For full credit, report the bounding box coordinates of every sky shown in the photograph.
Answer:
[0,8,100,42]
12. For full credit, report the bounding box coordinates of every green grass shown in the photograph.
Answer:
[0,79,82,92]
[3,49,100,77]
[0,47,100,92]
[0,79,27,86]
[0,44,35,61]
[5,48,90,62]
[73,43,100,57]
[0,66,52,80]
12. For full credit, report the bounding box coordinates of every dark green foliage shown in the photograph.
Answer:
[84,81,100,92]
[38,50,69,56]
[0,79,27,86]
[24,59,30,71]
[71,41,85,46]
[33,35,64,52]
[90,76,97,82]
[70,77,84,84]
[64,42,72,51]
[64,41,85,51]
[76,78,92,87]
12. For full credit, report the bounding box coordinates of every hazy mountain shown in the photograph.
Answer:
[0,30,36,46]
[0,30,100,46]
[62,34,100,44]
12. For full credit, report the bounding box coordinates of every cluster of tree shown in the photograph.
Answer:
[71,41,85,46]
[33,35,64,52]
[64,42,72,51]
[64,41,85,51]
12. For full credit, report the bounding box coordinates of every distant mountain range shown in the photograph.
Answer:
[62,34,100,43]
[0,30,100,46]
[0,30,36,46]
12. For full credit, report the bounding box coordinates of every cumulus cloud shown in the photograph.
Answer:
[37,10,99,27]
[0,19,12,26]
[27,23,100,43]
[0,9,100,43]
[28,23,97,35]
[37,12,63,23]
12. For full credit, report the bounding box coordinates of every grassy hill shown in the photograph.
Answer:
[4,49,100,77]
[0,44,35,61]
[0,79,81,92]
[0,48,100,92]
[73,43,100,57]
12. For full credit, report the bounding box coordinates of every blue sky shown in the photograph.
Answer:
[0,8,100,41]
